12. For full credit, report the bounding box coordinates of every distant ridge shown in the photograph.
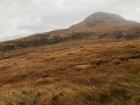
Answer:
[80,12,126,26]
[0,12,140,51]
[70,12,138,29]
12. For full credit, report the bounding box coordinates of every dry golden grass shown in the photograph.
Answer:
[0,39,140,105]
[0,89,42,105]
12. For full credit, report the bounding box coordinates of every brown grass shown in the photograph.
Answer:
[0,89,42,105]
[0,39,140,105]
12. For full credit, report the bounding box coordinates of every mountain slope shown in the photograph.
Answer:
[0,12,140,51]
[0,38,140,105]
[0,12,140,105]
[70,12,138,28]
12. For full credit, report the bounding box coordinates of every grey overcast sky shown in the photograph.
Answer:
[0,0,140,41]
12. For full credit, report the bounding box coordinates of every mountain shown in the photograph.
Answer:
[84,12,127,25]
[0,12,140,105]
[0,12,140,51]
[70,12,137,28]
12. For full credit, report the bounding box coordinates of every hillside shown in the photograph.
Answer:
[0,12,140,105]
[0,12,140,51]
[0,39,140,105]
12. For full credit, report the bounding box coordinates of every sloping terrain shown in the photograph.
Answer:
[0,39,140,105]
[0,12,140,105]
[0,12,140,51]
